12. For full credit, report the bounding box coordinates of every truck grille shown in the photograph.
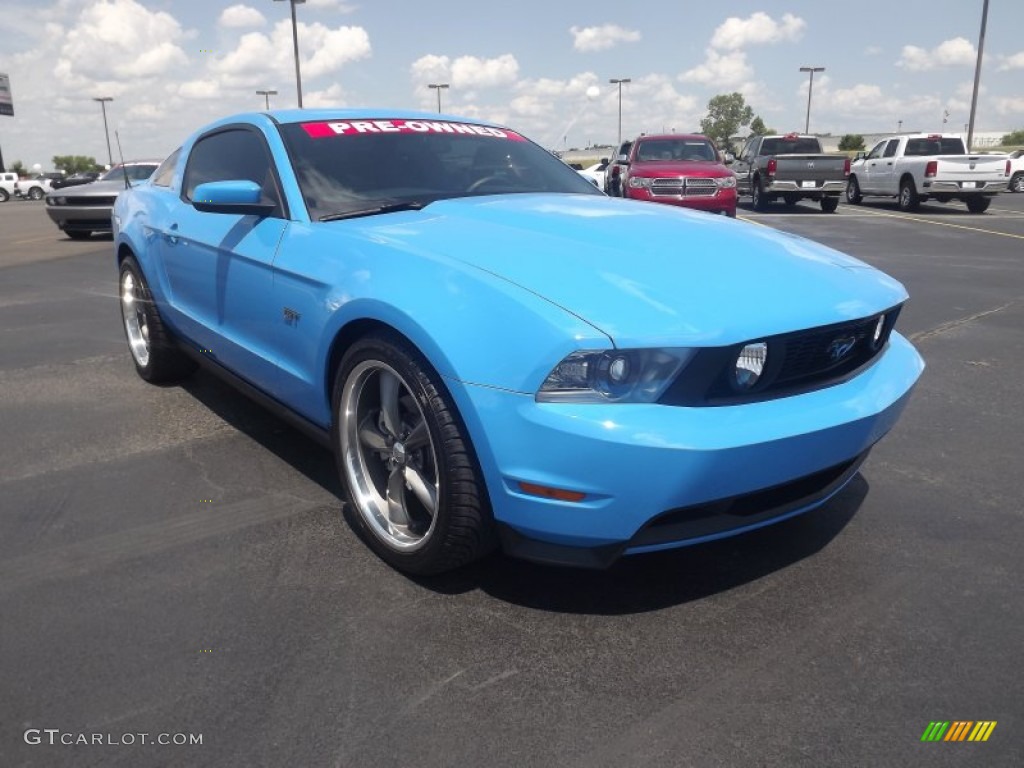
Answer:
[650,177,718,197]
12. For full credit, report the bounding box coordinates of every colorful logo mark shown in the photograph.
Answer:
[921,721,997,742]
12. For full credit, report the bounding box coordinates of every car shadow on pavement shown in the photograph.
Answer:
[422,476,867,615]
[178,367,865,615]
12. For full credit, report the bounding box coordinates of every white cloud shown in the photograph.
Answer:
[570,24,641,52]
[410,53,519,91]
[451,54,519,88]
[218,4,266,28]
[53,0,189,82]
[898,37,976,71]
[709,12,805,50]
[993,96,1024,116]
[998,51,1024,71]
[177,80,223,100]
[680,50,752,87]
[304,0,358,9]
[864,46,882,56]
[304,83,347,108]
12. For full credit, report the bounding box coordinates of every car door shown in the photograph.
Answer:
[873,139,901,194]
[733,137,757,195]
[160,125,290,393]
[859,140,889,193]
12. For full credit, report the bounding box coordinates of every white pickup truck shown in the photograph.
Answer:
[846,134,1009,213]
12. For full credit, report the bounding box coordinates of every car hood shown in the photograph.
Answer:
[629,160,733,178]
[343,194,908,347]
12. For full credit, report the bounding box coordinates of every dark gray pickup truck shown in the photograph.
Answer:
[733,134,850,213]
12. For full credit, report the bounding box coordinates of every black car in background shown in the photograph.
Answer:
[51,171,102,190]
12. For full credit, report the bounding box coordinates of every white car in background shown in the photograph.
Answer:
[576,160,609,189]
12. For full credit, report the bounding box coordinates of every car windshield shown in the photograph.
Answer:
[635,139,717,162]
[278,119,602,221]
[100,164,159,182]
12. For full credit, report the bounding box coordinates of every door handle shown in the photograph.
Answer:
[886,162,893,165]
[166,223,179,245]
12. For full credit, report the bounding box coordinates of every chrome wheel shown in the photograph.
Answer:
[1011,173,1024,193]
[341,360,440,552]
[120,271,150,368]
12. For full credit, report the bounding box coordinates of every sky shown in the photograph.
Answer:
[1,0,1023,170]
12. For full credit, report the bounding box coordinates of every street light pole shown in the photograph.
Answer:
[274,0,306,108]
[799,66,825,134]
[427,83,449,113]
[256,89,278,109]
[609,78,631,146]
[967,0,989,151]
[92,97,113,167]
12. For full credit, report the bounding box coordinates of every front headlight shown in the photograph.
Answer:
[537,348,695,403]
[628,176,652,189]
[716,175,737,189]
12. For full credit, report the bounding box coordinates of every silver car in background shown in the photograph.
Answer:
[45,160,161,239]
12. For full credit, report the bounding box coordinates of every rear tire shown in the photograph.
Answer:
[846,176,862,204]
[965,196,991,214]
[119,256,197,383]
[29,187,44,201]
[333,331,496,575]
[1009,172,1023,193]
[898,178,920,212]
[751,177,768,211]
[820,196,839,213]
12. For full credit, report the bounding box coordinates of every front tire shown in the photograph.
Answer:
[0,189,9,203]
[898,178,920,212]
[820,196,839,213]
[965,196,991,214]
[28,187,44,201]
[333,331,495,574]
[119,256,197,383]
[1009,173,1023,193]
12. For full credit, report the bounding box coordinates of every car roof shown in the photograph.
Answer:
[261,108,507,129]
[636,134,710,142]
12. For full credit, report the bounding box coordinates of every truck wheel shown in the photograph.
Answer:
[898,179,920,212]
[0,189,9,203]
[846,176,863,204]
[1010,173,1023,193]
[820,196,839,213]
[29,187,44,201]
[751,177,768,211]
[965,197,991,214]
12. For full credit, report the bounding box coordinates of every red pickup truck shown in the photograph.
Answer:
[621,134,737,217]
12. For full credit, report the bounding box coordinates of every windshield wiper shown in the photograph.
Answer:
[319,200,429,222]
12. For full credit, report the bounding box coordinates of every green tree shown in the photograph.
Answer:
[10,159,25,175]
[700,93,754,151]
[1001,129,1024,146]
[749,116,771,135]
[52,155,102,174]
[838,134,866,151]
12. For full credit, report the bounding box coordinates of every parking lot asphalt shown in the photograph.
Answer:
[1,194,1021,767]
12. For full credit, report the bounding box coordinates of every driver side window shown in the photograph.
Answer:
[182,128,283,216]
[866,141,887,160]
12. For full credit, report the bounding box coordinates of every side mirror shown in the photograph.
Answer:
[600,158,609,164]
[853,152,866,162]
[723,152,735,165]
[617,153,629,163]
[192,180,274,216]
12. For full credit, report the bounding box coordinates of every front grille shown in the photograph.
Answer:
[62,196,117,206]
[659,306,903,406]
[682,178,717,196]
[650,177,718,197]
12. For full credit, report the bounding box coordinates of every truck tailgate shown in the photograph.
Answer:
[934,155,1007,181]
[773,155,848,184]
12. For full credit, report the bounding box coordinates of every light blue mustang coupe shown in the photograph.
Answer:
[113,110,923,574]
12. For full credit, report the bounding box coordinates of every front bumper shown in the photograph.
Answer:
[461,331,923,567]
[625,186,737,214]
[45,204,115,232]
